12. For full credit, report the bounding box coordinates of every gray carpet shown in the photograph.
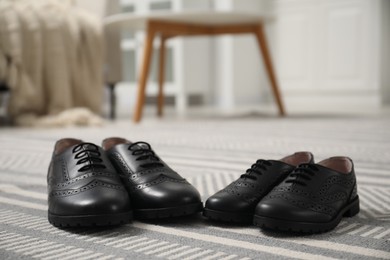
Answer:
[0,116,389,259]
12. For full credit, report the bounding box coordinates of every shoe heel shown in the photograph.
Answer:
[344,196,360,217]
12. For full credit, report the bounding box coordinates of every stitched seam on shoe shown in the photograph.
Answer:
[110,152,135,176]
[129,175,188,191]
[50,180,124,197]
[55,172,117,188]
[61,158,69,181]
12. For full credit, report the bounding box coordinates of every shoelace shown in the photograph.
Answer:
[240,159,273,180]
[72,143,106,172]
[285,164,319,186]
[128,142,164,168]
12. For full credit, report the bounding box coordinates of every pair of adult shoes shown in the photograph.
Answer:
[203,152,359,233]
[47,138,202,227]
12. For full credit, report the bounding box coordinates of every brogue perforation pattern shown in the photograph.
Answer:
[271,186,314,198]
[318,175,355,196]
[223,182,265,203]
[50,180,124,197]
[61,158,69,181]
[266,193,337,216]
[54,172,116,188]
[130,176,188,191]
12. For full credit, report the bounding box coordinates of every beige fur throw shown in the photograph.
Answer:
[0,0,104,127]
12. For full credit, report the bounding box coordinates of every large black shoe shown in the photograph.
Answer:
[254,156,359,233]
[102,137,202,219]
[203,152,314,223]
[47,138,133,227]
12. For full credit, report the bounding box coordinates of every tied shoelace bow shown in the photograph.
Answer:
[285,164,319,186]
[72,143,106,172]
[240,159,273,180]
[128,142,164,168]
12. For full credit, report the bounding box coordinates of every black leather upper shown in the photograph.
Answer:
[255,161,358,223]
[106,142,201,210]
[205,159,300,215]
[47,141,131,216]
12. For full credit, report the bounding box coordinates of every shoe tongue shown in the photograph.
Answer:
[82,143,98,150]
[129,143,150,151]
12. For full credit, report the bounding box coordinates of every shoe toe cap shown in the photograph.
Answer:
[132,181,201,209]
[255,198,332,223]
[49,187,131,216]
[205,191,252,213]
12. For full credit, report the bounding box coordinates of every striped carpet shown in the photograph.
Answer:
[0,116,389,259]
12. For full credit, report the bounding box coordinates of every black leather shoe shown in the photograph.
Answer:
[47,138,133,227]
[254,156,359,233]
[203,152,314,223]
[102,137,202,219]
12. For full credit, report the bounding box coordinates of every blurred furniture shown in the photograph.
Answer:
[0,0,104,126]
[105,11,285,122]
[0,82,10,125]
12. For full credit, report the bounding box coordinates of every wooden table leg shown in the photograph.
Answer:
[157,35,167,117]
[254,22,286,116]
[133,23,155,123]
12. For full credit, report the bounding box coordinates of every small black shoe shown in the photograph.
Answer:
[47,138,133,227]
[203,152,314,223]
[254,156,359,233]
[103,137,202,219]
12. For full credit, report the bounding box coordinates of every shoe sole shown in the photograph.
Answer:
[135,202,203,219]
[48,211,133,227]
[253,196,360,233]
[203,208,253,224]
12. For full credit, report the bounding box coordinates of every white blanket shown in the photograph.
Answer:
[0,0,104,126]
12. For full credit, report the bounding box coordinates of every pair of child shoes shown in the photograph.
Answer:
[204,152,359,233]
[47,137,202,227]
[48,138,359,233]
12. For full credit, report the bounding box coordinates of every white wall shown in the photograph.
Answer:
[209,0,389,114]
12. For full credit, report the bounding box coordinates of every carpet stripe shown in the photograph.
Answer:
[23,243,63,256]
[361,227,384,237]
[133,222,336,260]
[113,236,147,248]
[336,223,362,234]
[208,226,390,259]
[33,245,75,258]
[61,250,95,260]
[0,231,117,259]
[104,235,138,246]
[373,229,390,239]
[94,232,121,244]
[121,237,149,250]
[220,255,238,260]
[6,239,43,251]
[42,248,85,260]
[0,196,46,210]
[123,239,158,250]
[78,252,105,260]
[348,225,371,235]
[183,249,214,260]
[144,243,178,255]
[134,241,169,252]
[157,245,191,257]
[203,251,227,260]
[360,188,389,210]
[165,247,199,259]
